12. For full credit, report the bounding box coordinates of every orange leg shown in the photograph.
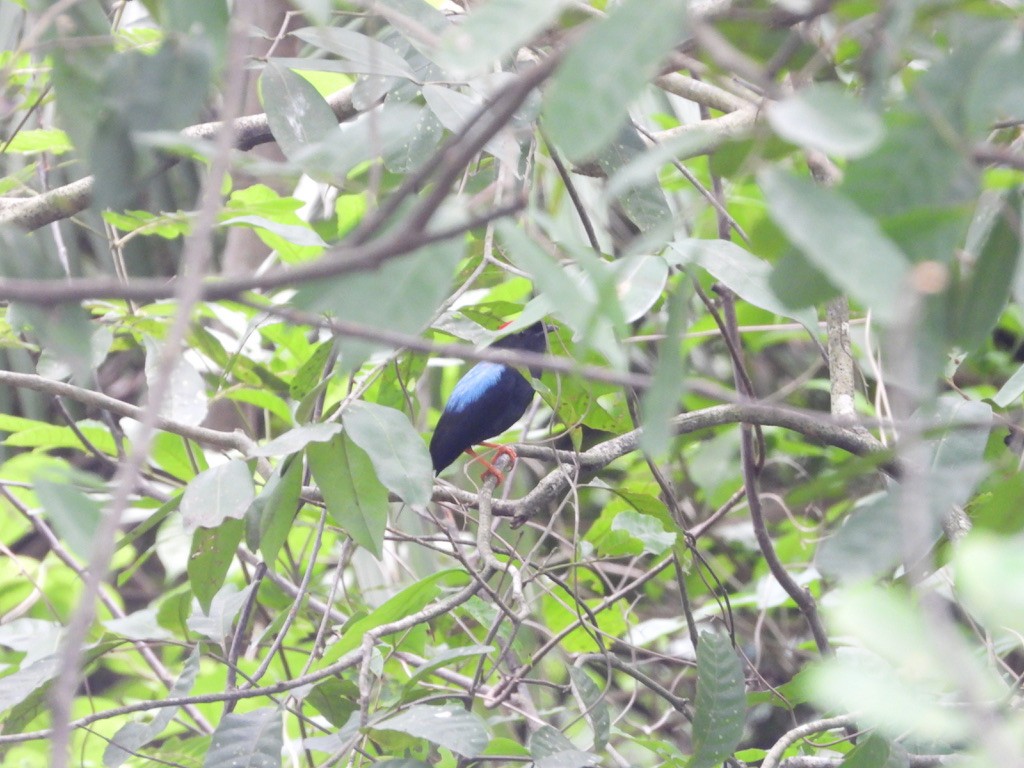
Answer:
[464,443,519,484]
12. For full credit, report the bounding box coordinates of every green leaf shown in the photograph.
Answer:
[292,27,416,79]
[307,433,389,558]
[951,190,1022,352]
[669,238,819,332]
[993,362,1024,407]
[260,60,341,161]
[609,510,676,556]
[403,645,494,691]
[306,679,359,729]
[639,286,687,456]
[690,631,745,768]
[816,493,903,582]
[4,128,73,155]
[104,646,200,767]
[422,85,520,167]
[321,570,469,664]
[436,0,570,77]
[249,422,343,458]
[956,532,1024,636]
[613,255,667,323]
[186,582,255,643]
[529,725,600,768]
[188,518,245,615]
[180,460,255,532]
[925,395,992,514]
[144,338,209,427]
[341,401,433,507]
[766,83,884,158]
[373,704,489,758]
[543,0,689,162]
[246,455,303,567]
[840,734,909,768]
[759,168,909,323]
[203,708,282,768]
[33,472,103,561]
[569,667,610,752]
[294,240,463,346]
[221,214,327,248]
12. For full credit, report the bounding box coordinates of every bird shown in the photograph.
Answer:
[429,321,551,482]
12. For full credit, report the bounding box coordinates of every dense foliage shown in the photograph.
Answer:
[0,1,1023,766]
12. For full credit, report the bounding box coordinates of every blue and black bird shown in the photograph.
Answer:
[430,321,551,481]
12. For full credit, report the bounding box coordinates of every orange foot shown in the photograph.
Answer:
[465,443,518,484]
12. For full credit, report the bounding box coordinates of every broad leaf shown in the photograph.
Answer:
[767,83,884,158]
[691,631,745,768]
[204,707,283,768]
[760,168,909,323]
[341,401,433,507]
[543,0,689,162]
[373,704,489,758]
[180,460,255,531]
[307,433,389,558]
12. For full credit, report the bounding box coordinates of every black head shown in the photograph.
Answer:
[492,321,551,354]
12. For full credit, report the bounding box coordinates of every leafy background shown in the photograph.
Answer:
[0,0,1023,767]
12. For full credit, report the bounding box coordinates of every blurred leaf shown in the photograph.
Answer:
[180,460,255,531]
[187,582,255,643]
[403,645,494,691]
[321,570,469,663]
[10,303,94,385]
[204,708,282,768]
[33,472,103,561]
[384,106,444,174]
[816,493,903,582]
[144,338,209,427]
[840,734,910,768]
[767,83,884,158]
[529,725,599,768]
[0,656,57,715]
[760,168,909,323]
[294,239,463,343]
[308,433,388,558]
[162,0,229,65]
[956,531,1024,636]
[4,128,73,155]
[569,667,610,752]
[292,27,416,79]
[670,238,819,332]
[613,255,667,322]
[951,190,1022,352]
[691,631,745,768]
[104,646,200,768]
[373,704,489,758]
[249,422,343,458]
[306,679,359,728]
[610,511,676,556]
[188,518,245,614]
[924,395,992,516]
[422,84,521,168]
[289,103,422,183]
[594,120,672,235]
[221,214,327,247]
[261,60,341,160]
[543,0,688,162]
[246,456,303,567]
[993,363,1024,408]
[640,286,687,455]
[341,401,433,507]
[436,0,570,77]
